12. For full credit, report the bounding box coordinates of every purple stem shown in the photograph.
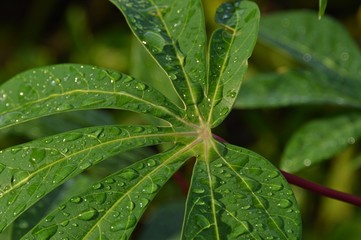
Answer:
[281,170,361,206]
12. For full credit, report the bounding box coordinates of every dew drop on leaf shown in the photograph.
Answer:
[110,214,137,231]
[0,163,5,174]
[78,208,99,221]
[234,221,251,237]
[95,192,107,205]
[105,178,115,184]
[139,198,149,208]
[195,214,211,229]
[133,126,145,133]
[192,188,205,194]
[277,199,293,209]
[135,82,146,91]
[62,132,83,142]
[142,183,159,194]
[79,161,92,170]
[119,169,139,180]
[142,31,166,53]
[92,183,103,190]
[70,196,83,204]
[32,225,58,240]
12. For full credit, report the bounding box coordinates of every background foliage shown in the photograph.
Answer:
[0,0,361,239]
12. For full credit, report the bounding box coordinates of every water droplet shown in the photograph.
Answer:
[78,208,99,221]
[277,199,292,209]
[267,170,280,179]
[139,198,149,208]
[135,82,147,91]
[192,188,205,194]
[79,161,92,170]
[143,183,159,194]
[142,31,166,53]
[303,159,312,167]
[32,225,58,240]
[58,204,66,210]
[62,132,83,142]
[95,192,107,204]
[103,179,115,185]
[168,72,177,81]
[119,169,139,180]
[268,184,283,191]
[70,196,83,204]
[302,53,312,62]
[29,148,46,164]
[146,159,157,167]
[133,126,145,133]
[195,214,210,229]
[56,103,74,111]
[110,214,137,231]
[92,183,103,190]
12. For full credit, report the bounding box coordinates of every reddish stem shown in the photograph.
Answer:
[281,170,361,207]
[172,172,189,196]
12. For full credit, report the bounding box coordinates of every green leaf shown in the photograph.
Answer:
[281,113,361,172]
[203,0,259,127]
[109,0,207,119]
[0,64,186,129]
[318,0,328,19]
[0,125,177,232]
[235,70,361,108]
[258,11,361,82]
[23,145,194,240]
[182,143,301,239]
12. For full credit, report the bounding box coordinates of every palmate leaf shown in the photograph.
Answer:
[0,0,302,239]
[183,143,301,239]
[203,0,259,127]
[22,144,194,240]
[281,113,361,172]
[109,0,207,120]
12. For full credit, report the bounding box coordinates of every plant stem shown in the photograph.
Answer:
[281,170,361,207]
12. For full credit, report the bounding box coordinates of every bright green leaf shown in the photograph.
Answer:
[281,113,361,172]
[0,64,187,129]
[23,144,194,239]
[203,0,259,127]
[0,125,178,232]
[182,143,301,239]
[109,0,207,120]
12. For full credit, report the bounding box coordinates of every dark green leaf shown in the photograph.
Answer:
[281,113,361,172]
[235,70,361,108]
[259,11,361,82]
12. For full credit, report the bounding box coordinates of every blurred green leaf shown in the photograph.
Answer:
[281,113,361,172]
[235,70,361,108]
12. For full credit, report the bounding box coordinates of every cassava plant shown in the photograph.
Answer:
[0,0,302,239]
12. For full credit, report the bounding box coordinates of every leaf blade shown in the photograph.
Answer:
[0,64,186,130]
[22,144,195,239]
[234,70,361,108]
[281,113,361,172]
[204,0,260,127]
[109,0,207,119]
[0,125,180,232]
[182,143,301,239]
